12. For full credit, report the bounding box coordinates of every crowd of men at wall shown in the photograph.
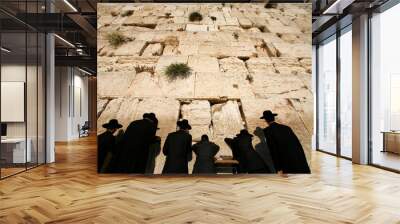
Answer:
[98,110,310,174]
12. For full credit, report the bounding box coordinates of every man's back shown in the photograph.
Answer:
[162,130,192,174]
[264,122,310,173]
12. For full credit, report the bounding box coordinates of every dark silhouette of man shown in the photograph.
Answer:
[118,113,157,173]
[253,127,276,173]
[192,135,219,174]
[234,129,269,173]
[98,119,122,173]
[261,110,311,174]
[162,119,193,174]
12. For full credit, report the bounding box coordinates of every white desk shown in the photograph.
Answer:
[1,138,31,163]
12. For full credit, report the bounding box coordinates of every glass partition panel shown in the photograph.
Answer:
[1,31,28,177]
[317,35,337,154]
[371,3,400,171]
[339,26,352,158]
[27,31,38,169]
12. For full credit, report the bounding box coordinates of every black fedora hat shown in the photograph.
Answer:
[144,113,160,130]
[102,119,123,129]
[237,129,253,137]
[260,110,278,120]
[177,119,192,130]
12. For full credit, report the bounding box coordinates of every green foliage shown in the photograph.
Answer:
[189,12,203,22]
[121,10,133,17]
[165,63,192,80]
[106,32,126,48]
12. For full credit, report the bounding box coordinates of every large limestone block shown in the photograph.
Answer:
[186,24,209,32]
[97,98,123,134]
[273,43,311,58]
[272,57,305,75]
[250,72,305,96]
[246,57,276,74]
[155,55,189,74]
[212,100,245,138]
[114,96,141,129]
[127,72,164,97]
[194,72,253,99]
[181,100,212,141]
[225,17,239,26]
[198,42,257,58]
[98,71,136,98]
[159,71,195,98]
[97,98,109,118]
[98,56,118,72]
[122,16,157,28]
[115,56,158,72]
[113,40,147,56]
[219,57,249,76]
[155,23,186,31]
[288,97,313,134]
[142,43,163,56]
[177,44,199,56]
[188,55,219,73]
[238,17,253,28]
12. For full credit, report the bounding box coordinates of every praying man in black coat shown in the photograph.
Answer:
[97,119,123,173]
[118,113,157,173]
[162,119,193,174]
[192,135,219,174]
[261,110,311,174]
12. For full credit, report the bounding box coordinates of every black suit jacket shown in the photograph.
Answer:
[118,119,157,173]
[192,140,219,174]
[162,130,192,174]
[263,122,310,173]
[97,131,116,173]
[235,134,269,173]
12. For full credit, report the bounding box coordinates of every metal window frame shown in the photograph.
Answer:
[315,22,353,161]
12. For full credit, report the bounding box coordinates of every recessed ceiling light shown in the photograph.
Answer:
[1,47,11,53]
[54,34,75,48]
[63,0,78,12]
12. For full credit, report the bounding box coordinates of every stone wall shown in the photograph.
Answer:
[97,3,312,173]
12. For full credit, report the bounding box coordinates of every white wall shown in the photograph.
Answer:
[54,67,89,141]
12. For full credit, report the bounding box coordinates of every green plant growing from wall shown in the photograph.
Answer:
[121,10,134,17]
[165,63,192,80]
[189,12,203,22]
[106,32,126,48]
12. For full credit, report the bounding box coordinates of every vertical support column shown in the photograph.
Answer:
[45,1,55,163]
[46,33,55,163]
[312,45,317,150]
[352,14,369,164]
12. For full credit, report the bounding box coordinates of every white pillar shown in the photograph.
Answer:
[352,14,369,164]
[46,32,55,163]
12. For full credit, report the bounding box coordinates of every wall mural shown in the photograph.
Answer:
[97,3,312,175]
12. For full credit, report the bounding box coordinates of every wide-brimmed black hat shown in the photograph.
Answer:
[237,129,253,137]
[102,119,123,129]
[260,110,278,120]
[177,119,192,130]
[143,113,160,130]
